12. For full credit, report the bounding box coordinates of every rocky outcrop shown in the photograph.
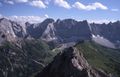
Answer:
[90,21,120,48]
[53,19,91,43]
[35,47,111,77]
[0,18,26,44]
[26,18,55,38]
[41,22,57,42]
[26,18,120,48]
[26,18,91,43]
[0,17,120,48]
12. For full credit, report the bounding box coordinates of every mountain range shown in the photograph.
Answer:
[0,18,120,48]
[0,17,120,77]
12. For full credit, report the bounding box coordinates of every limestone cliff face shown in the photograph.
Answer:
[35,47,111,77]
[90,21,120,48]
[0,18,26,45]
[1,17,119,48]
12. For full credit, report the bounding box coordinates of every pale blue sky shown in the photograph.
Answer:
[0,0,119,21]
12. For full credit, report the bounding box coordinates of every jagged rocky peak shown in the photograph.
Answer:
[0,18,16,42]
[77,20,89,27]
[56,19,61,24]
[61,19,77,24]
[35,47,111,77]
[39,18,55,30]
[112,21,120,26]
[79,20,88,23]
[0,18,27,45]
[26,18,55,38]
[0,17,119,48]
[41,21,57,42]
[55,19,78,27]
[25,22,31,26]
[42,18,55,24]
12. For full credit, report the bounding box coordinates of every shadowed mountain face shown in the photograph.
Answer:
[26,19,92,43]
[35,47,110,77]
[53,19,91,43]
[0,18,120,48]
[90,21,120,47]
[0,18,92,44]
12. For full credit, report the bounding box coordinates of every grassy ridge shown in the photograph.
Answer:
[76,41,120,77]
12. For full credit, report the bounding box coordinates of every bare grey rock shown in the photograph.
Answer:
[1,17,120,48]
[35,47,111,77]
[0,18,27,45]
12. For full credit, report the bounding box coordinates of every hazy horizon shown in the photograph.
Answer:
[0,0,119,23]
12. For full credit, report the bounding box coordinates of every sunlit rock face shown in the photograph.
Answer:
[35,47,111,77]
[0,18,26,44]
[0,17,120,48]
[26,18,55,39]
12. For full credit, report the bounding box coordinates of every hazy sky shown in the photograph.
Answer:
[0,0,119,23]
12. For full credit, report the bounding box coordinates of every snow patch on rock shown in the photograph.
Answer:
[92,34,115,48]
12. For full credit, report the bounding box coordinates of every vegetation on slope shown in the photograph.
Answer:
[76,41,120,77]
[0,39,56,77]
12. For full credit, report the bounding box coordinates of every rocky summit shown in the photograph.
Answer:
[0,18,120,48]
[0,18,120,77]
[35,47,111,77]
